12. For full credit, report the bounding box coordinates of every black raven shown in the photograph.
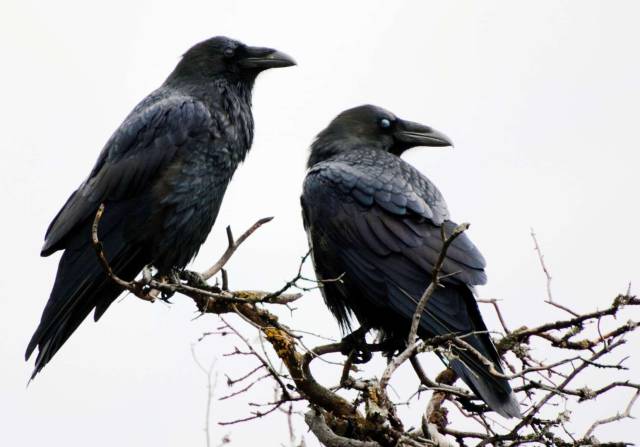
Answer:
[26,36,295,378]
[301,105,521,418]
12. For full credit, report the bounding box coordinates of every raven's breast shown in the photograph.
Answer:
[143,142,238,273]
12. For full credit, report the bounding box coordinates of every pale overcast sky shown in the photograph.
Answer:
[1,1,639,446]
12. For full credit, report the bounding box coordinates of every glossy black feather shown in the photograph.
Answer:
[302,106,520,418]
[27,36,292,378]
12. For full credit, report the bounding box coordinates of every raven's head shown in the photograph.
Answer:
[309,105,452,166]
[168,36,295,83]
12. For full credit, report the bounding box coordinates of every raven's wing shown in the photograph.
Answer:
[303,158,486,321]
[303,157,520,418]
[26,96,216,377]
[41,96,214,256]
[303,157,486,285]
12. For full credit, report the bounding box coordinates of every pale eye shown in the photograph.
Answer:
[379,118,391,129]
[223,48,235,58]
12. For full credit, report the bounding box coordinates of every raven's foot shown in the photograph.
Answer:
[147,269,179,302]
[157,279,176,302]
[179,269,208,288]
[340,327,372,364]
[137,265,165,301]
[179,269,222,294]
[456,396,490,415]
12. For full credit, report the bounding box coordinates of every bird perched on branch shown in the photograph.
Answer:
[26,36,295,379]
[301,105,521,418]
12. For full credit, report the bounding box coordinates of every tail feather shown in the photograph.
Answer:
[450,357,521,418]
[26,224,145,379]
[416,285,522,418]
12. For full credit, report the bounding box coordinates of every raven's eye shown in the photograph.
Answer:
[379,118,392,129]
[223,48,235,58]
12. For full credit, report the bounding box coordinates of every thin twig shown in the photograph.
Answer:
[407,223,470,346]
[201,217,274,281]
[91,203,155,301]
[583,390,640,439]
[219,315,291,401]
[191,344,218,447]
[477,299,511,334]
[531,228,579,317]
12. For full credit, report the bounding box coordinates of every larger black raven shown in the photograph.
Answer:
[301,105,520,418]
[26,36,295,378]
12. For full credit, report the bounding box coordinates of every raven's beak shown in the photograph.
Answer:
[239,46,296,70]
[394,119,453,148]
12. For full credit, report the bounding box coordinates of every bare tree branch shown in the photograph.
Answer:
[305,409,382,447]
[90,205,640,447]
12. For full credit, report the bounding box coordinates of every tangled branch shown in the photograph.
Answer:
[91,205,640,446]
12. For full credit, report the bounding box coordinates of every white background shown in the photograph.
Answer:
[1,1,639,446]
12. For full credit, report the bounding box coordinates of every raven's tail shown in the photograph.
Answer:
[449,357,521,418]
[26,225,144,380]
[418,286,522,419]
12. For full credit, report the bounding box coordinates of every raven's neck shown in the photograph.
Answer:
[166,75,254,107]
[216,78,255,163]
[308,138,341,168]
[308,132,384,168]
[169,76,255,163]
[217,77,254,108]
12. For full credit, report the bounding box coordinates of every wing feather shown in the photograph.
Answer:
[41,96,212,256]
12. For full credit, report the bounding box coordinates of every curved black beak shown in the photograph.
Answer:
[239,46,296,70]
[394,119,453,148]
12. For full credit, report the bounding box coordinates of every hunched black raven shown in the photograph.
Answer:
[301,105,521,418]
[26,36,295,379]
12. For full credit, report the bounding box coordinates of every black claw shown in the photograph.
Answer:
[159,291,175,303]
[340,327,372,364]
[456,396,489,414]
[352,349,373,364]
